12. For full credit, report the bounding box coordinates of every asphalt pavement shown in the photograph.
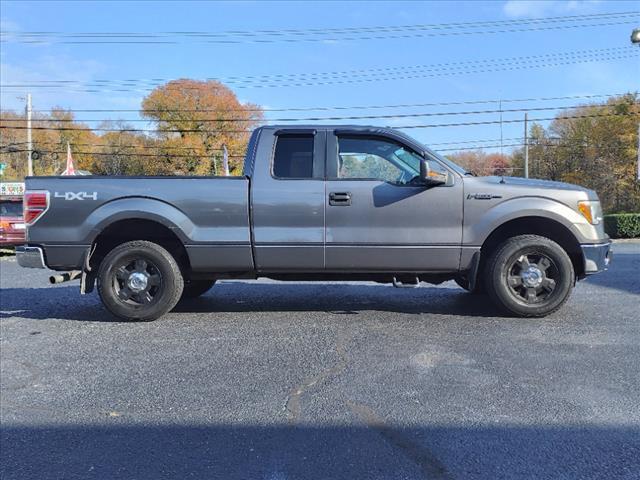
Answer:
[1,241,639,480]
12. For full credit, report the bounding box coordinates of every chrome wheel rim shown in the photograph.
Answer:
[506,252,558,304]
[112,257,162,306]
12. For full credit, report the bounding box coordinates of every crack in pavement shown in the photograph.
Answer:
[284,329,351,423]
[347,401,452,480]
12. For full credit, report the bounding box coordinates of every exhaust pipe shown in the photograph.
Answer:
[49,270,82,284]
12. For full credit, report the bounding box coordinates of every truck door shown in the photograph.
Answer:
[251,128,326,271]
[324,131,463,271]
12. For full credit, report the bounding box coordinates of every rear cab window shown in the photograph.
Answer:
[272,134,315,179]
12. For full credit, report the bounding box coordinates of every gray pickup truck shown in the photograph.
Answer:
[17,125,611,321]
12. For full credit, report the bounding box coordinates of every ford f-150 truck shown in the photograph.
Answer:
[16,125,611,321]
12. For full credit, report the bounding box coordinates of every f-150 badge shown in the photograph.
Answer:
[54,191,98,201]
[467,193,502,200]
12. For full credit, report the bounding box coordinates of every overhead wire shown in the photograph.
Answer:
[2,47,636,92]
[2,11,637,44]
[20,93,627,114]
[3,102,631,123]
[1,111,638,134]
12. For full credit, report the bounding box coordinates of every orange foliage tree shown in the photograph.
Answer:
[141,79,263,175]
[446,150,513,176]
[0,108,98,178]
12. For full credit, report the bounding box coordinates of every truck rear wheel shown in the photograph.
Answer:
[97,240,184,321]
[484,234,574,317]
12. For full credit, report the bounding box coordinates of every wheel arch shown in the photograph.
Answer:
[479,216,584,279]
[89,217,191,277]
[84,197,195,243]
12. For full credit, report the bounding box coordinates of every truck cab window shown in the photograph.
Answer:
[273,135,314,179]
[336,136,439,185]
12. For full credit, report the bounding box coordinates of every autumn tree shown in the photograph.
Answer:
[0,110,29,179]
[446,150,513,176]
[0,108,98,179]
[92,121,150,175]
[512,93,640,212]
[141,79,263,175]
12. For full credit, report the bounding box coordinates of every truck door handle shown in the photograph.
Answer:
[329,192,352,206]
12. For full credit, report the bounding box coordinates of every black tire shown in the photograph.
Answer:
[181,279,216,299]
[454,275,483,294]
[97,240,184,321]
[484,234,574,317]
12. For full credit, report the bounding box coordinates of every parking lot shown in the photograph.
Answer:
[1,241,639,479]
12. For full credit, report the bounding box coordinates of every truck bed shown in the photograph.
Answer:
[25,176,253,272]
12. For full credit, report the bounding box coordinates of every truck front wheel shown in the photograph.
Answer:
[484,234,574,317]
[97,240,184,321]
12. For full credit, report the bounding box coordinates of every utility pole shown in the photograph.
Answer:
[499,98,503,156]
[524,112,529,179]
[26,93,33,176]
[630,28,639,180]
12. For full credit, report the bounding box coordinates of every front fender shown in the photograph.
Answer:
[464,196,592,246]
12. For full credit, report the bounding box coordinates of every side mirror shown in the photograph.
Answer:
[420,159,447,186]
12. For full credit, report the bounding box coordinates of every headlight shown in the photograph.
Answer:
[577,200,602,225]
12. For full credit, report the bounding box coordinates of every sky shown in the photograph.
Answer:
[1,0,639,154]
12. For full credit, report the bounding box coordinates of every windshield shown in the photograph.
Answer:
[390,129,467,176]
[0,200,23,217]
[424,147,468,176]
[392,147,421,175]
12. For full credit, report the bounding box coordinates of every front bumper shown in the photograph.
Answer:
[15,245,46,269]
[581,241,612,274]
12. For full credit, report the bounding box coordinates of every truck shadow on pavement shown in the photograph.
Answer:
[1,423,638,480]
[582,253,640,295]
[0,283,503,322]
[176,283,502,317]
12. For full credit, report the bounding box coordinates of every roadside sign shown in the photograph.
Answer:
[0,182,25,196]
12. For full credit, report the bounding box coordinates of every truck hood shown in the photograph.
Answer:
[468,175,597,198]
[462,175,599,210]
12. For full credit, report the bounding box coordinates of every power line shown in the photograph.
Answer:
[1,103,625,123]
[226,52,638,89]
[0,136,557,153]
[1,111,637,134]
[220,48,634,84]
[8,46,627,85]
[6,11,635,36]
[0,136,596,153]
[5,148,245,159]
[436,141,617,152]
[3,47,634,92]
[2,11,636,44]
[3,141,623,163]
[0,140,245,155]
[2,18,635,45]
[6,12,636,36]
[2,51,634,93]
[4,141,620,158]
[24,93,628,114]
[397,111,640,129]
[3,53,635,96]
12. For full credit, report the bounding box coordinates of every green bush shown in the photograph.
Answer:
[604,213,640,238]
